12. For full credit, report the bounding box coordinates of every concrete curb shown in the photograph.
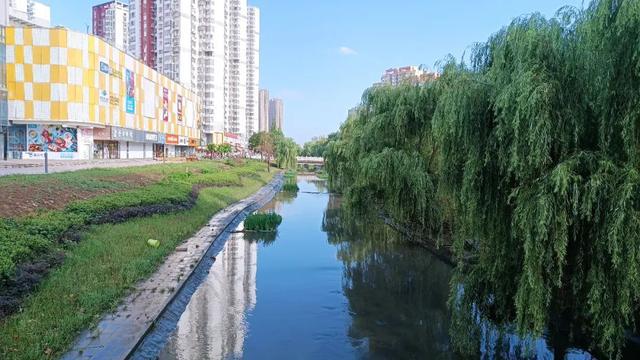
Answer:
[61,173,284,360]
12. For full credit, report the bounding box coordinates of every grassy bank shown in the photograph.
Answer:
[0,160,273,359]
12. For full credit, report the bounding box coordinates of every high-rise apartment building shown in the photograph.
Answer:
[1,2,9,26]
[128,0,155,68]
[130,0,260,145]
[198,0,227,142]
[156,0,199,92]
[269,98,283,131]
[225,0,248,136]
[245,6,259,138]
[92,1,129,51]
[258,89,269,132]
[7,0,50,27]
[375,66,438,87]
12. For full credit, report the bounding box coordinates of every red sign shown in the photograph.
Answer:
[165,134,179,145]
[162,88,169,122]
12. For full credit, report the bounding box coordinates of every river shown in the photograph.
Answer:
[153,176,606,359]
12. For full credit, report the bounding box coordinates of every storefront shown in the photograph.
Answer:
[154,133,165,159]
[165,134,179,157]
[93,126,119,159]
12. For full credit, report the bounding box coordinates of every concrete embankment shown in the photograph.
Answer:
[61,173,284,360]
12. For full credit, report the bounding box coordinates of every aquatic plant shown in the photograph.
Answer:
[244,213,283,232]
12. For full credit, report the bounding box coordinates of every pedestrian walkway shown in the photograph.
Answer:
[0,158,169,177]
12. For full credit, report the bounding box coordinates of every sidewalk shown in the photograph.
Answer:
[0,158,172,176]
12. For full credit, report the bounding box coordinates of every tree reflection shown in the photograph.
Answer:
[323,195,457,359]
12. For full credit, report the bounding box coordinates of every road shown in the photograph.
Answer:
[0,159,164,176]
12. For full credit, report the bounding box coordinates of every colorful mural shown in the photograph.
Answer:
[26,124,78,153]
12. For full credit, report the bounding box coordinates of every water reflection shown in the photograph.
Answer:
[158,177,614,360]
[159,233,257,360]
[322,195,456,359]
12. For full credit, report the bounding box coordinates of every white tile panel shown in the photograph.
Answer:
[14,64,24,82]
[23,46,32,64]
[32,28,50,46]
[24,83,33,101]
[51,83,67,101]
[33,64,50,83]
[34,101,50,120]
[6,46,15,63]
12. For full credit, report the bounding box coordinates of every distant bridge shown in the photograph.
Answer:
[296,156,324,165]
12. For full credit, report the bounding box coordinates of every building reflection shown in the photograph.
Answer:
[160,233,258,360]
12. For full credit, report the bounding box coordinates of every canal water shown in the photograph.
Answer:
[156,176,597,359]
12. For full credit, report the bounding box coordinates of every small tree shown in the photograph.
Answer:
[206,143,217,159]
[219,143,233,158]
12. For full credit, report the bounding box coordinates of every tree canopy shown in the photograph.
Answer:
[325,0,640,357]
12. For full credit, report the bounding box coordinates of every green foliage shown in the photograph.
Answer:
[0,171,273,359]
[300,134,337,157]
[325,1,640,357]
[0,161,267,283]
[244,212,283,232]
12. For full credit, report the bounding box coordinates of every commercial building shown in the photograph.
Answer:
[0,26,8,159]
[375,66,438,87]
[3,27,200,160]
[7,0,50,28]
[0,2,9,27]
[92,1,129,51]
[128,0,155,68]
[258,88,268,132]
[269,98,283,131]
[144,0,259,146]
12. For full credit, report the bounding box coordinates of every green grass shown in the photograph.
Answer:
[244,212,283,232]
[0,161,261,281]
[0,163,273,359]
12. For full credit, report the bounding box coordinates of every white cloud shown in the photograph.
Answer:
[338,46,358,56]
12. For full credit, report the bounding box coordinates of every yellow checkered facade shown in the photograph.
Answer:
[4,27,200,139]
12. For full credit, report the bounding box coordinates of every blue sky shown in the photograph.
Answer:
[41,0,584,144]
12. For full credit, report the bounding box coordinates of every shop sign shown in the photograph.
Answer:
[109,95,119,106]
[157,133,166,144]
[111,127,135,141]
[145,132,159,143]
[177,95,183,123]
[23,152,45,159]
[162,88,169,122]
[178,136,189,146]
[125,69,136,114]
[165,134,179,145]
[133,129,146,142]
[188,138,198,147]
[99,61,110,74]
[99,90,109,106]
[93,126,112,140]
[111,69,123,79]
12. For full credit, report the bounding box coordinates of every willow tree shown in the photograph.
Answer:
[435,1,640,357]
[327,0,640,357]
[325,84,443,240]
